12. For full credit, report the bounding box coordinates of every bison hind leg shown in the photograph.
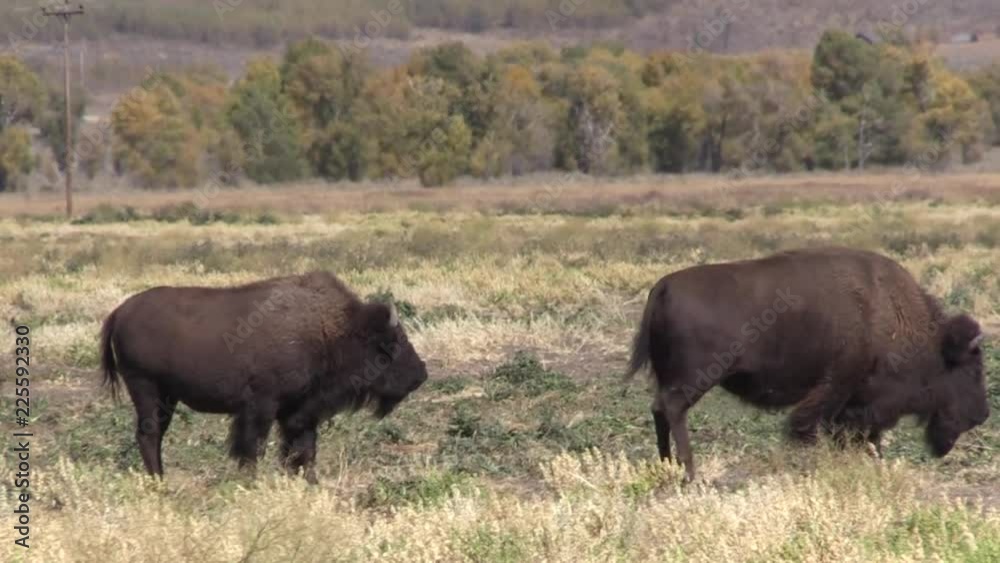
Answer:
[228,403,277,470]
[123,376,175,477]
[651,397,671,462]
[655,383,706,483]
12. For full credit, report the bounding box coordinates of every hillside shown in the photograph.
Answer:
[618,0,1000,53]
[11,0,1000,108]
[4,0,677,46]
[5,0,999,52]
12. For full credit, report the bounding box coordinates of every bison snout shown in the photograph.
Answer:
[412,364,429,389]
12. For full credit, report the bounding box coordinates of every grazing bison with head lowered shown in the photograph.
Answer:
[626,247,989,481]
[100,271,427,482]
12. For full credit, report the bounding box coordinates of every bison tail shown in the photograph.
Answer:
[624,282,667,385]
[100,308,122,402]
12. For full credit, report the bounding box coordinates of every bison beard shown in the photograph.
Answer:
[926,414,960,457]
[625,247,989,482]
[100,271,428,482]
[372,393,406,419]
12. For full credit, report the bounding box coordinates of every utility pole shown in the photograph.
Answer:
[80,41,86,94]
[42,1,85,219]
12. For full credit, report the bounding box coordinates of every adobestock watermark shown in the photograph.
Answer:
[533,171,581,211]
[213,0,285,26]
[678,0,750,64]
[222,288,297,352]
[702,88,827,200]
[546,0,592,30]
[213,0,246,19]
[532,136,615,209]
[827,258,974,377]
[338,0,408,55]
[874,0,934,41]
[134,368,305,435]
[49,66,167,176]
[189,130,279,210]
[681,287,804,402]
[3,1,62,55]
[0,4,128,182]
[192,88,306,205]
[530,105,616,210]
[847,130,956,236]
[348,340,405,393]
[883,306,976,374]
[685,0,943,198]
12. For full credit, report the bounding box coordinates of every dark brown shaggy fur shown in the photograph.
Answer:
[100,271,427,482]
[626,247,989,481]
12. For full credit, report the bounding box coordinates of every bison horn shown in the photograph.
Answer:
[969,333,984,350]
[388,304,399,328]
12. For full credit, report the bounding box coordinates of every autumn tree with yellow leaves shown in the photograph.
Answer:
[63,30,1000,189]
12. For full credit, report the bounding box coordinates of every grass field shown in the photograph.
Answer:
[1,173,999,561]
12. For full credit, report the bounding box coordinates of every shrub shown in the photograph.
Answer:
[226,59,309,184]
[490,351,576,395]
[151,201,201,223]
[0,127,35,192]
[361,470,472,508]
[72,204,141,224]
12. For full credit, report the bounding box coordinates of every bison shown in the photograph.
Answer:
[625,247,989,481]
[100,271,428,482]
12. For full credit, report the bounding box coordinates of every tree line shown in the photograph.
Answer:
[0,54,89,192]
[2,29,999,192]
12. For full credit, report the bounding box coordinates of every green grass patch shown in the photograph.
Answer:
[361,470,474,509]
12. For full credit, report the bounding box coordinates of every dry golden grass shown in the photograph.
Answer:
[3,197,999,368]
[2,449,997,563]
[5,172,1000,217]
[2,176,999,562]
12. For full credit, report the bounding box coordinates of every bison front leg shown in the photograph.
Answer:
[866,429,884,459]
[279,420,319,485]
[835,427,884,459]
[789,377,854,444]
[828,402,883,458]
[229,403,277,472]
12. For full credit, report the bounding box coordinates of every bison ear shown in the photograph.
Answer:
[941,314,982,367]
[358,302,395,334]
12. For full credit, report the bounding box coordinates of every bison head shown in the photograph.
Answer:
[341,301,428,418]
[925,314,989,457]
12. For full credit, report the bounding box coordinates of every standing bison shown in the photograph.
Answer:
[100,271,427,482]
[626,247,989,481]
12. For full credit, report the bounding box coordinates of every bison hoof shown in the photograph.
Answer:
[789,426,819,444]
[865,443,885,461]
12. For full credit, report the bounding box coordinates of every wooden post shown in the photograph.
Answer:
[41,1,85,219]
[80,41,86,94]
